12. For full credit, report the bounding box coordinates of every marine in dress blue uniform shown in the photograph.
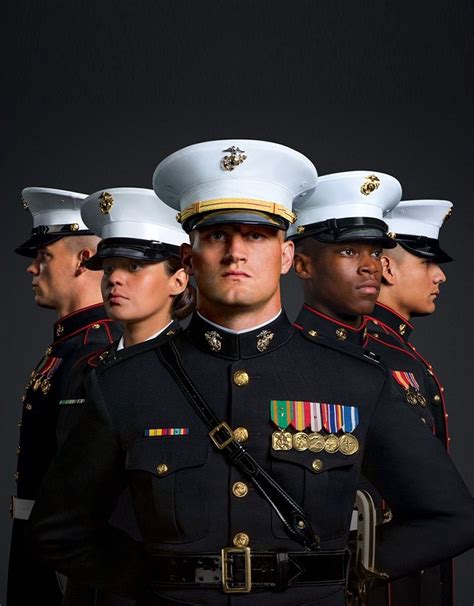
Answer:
[27,144,474,606]
[366,200,454,606]
[9,188,121,606]
[56,187,193,606]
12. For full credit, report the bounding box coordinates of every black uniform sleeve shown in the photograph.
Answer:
[363,377,474,579]
[27,370,148,598]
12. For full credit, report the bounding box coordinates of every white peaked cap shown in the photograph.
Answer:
[81,187,188,247]
[153,139,318,231]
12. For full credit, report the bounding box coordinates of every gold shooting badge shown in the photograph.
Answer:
[308,432,325,452]
[338,433,359,456]
[293,432,310,451]
[324,433,340,453]
[272,430,293,450]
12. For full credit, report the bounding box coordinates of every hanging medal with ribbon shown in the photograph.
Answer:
[270,400,294,450]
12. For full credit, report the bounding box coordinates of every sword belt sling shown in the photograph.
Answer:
[156,341,320,551]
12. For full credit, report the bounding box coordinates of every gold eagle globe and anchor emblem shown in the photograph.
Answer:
[204,330,223,352]
[256,330,274,352]
[360,174,381,196]
[221,146,247,171]
[99,191,114,214]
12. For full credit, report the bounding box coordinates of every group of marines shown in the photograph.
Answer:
[8,139,474,606]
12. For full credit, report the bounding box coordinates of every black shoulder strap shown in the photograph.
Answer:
[156,340,320,551]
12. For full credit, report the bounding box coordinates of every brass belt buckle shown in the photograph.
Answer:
[221,546,251,593]
[209,421,234,450]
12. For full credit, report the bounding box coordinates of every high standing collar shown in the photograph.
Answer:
[52,304,114,343]
[185,311,294,359]
[369,303,414,340]
[294,304,368,347]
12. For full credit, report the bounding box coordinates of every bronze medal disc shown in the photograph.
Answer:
[272,430,293,451]
[406,388,418,406]
[308,432,325,452]
[416,393,427,407]
[324,434,339,453]
[339,433,359,456]
[293,432,310,451]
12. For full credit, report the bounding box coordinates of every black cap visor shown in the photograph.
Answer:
[396,235,453,263]
[85,238,180,270]
[186,210,288,232]
[15,229,93,258]
[288,217,397,248]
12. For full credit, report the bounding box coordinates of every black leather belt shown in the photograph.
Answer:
[147,548,350,594]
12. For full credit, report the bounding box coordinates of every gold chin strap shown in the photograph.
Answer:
[177,198,297,225]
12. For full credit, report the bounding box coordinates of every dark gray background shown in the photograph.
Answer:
[2,1,473,603]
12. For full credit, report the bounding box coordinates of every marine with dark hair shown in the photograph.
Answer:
[367,199,454,606]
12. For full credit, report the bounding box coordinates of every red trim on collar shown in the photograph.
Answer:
[367,333,418,361]
[292,322,304,331]
[373,302,414,329]
[303,304,366,332]
[55,303,105,324]
[54,318,115,346]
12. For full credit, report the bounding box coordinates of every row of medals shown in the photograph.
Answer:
[272,430,359,456]
[406,386,426,407]
[27,370,51,395]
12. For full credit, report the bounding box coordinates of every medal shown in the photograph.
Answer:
[33,378,42,391]
[406,387,418,406]
[308,432,325,452]
[272,430,293,450]
[416,393,427,407]
[324,434,339,453]
[339,433,359,455]
[41,379,51,395]
[293,432,310,451]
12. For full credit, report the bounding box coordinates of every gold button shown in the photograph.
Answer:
[297,520,306,528]
[433,394,441,403]
[312,459,324,472]
[25,403,32,411]
[91,323,101,329]
[335,327,348,341]
[421,417,426,424]
[45,346,53,356]
[373,333,379,338]
[233,532,250,547]
[232,482,249,498]
[308,330,318,337]
[156,463,168,475]
[233,371,249,387]
[17,419,22,429]
[16,446,21,455]
[14,472,19,481]
[234,427,249,443]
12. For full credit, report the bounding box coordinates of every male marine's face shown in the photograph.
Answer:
[381,247,446,317]
[27,238,78,310]
[181,223,294,314]
[294,239,382,321]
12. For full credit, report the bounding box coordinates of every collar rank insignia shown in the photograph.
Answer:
[392,371,426,407]
[256,329,274,352]
[204,330,222,352]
